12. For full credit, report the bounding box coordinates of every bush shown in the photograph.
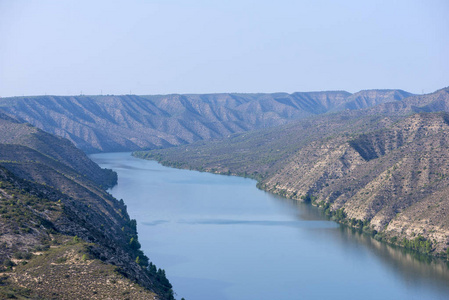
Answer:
[402,235,433,254]
[5,292,16,299]
[129,237,141,250]
[56,257,67,264]
[3,259,15,268]
[13,252,31,259]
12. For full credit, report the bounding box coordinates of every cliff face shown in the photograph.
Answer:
[0,90,410,153]
[0,115,173,299]
[136,88,449,256]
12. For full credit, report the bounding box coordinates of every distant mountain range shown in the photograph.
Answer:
[0,89,413,153]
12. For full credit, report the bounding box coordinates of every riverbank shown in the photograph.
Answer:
[94,152,449,299]
[133,150,449,261]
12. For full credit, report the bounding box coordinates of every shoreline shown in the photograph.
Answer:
[132,151,449,262]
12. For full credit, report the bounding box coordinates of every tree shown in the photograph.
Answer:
[129,237,141,250]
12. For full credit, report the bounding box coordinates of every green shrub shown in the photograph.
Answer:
[56,257,67,264]
[3,259,15,268]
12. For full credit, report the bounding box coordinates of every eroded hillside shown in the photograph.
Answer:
[262,113,449,253]
[0,90,410,152]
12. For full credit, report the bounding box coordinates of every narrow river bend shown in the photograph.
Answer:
[91,152,449,300]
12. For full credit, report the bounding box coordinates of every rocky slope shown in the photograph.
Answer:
[136,88,449,256]
[136,112,399,179]
[369,87,449,116]
[0,115,173,299]
[261,113,449,253]
[0,112,116,188]
[0,90,411,153]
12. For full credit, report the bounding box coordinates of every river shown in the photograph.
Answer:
[91,152,449,300]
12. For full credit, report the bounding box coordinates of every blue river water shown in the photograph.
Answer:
[91,152,449,300]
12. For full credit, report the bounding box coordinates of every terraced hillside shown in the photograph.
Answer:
[0,90,411,152]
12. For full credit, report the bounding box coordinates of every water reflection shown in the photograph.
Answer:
[339,227,449,287]
[92,152,449,300]
[277,196,449,290]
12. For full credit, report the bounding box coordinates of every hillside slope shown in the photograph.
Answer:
[0,116,173,299]
[369,87,449,115]
[262,113,449,252]
[135,88,449,256]
[136,112,399,178]
[0,90,411,152]
[0,112,116,188]
[335,89,413,111]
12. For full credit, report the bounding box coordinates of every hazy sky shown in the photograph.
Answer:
[1,0,448,96]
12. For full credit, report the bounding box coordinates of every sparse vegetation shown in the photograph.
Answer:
[0,114,174,299]
[0,239,159,299]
